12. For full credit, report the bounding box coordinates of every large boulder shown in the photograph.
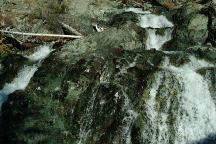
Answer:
[0,45,164,144]
[163,2,209,50]
[0,11,165,143]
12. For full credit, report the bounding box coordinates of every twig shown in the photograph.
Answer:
[0,30,83,39]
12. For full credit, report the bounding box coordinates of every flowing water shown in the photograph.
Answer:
[145,28,173,50]
[126,8,173,50]
[126,7,216,144]
[1,7,215,144]
[121,90,138,144]
[0,44,53,109]
[142,56,216,144]
[166,57,216,144]
[26,44,54,61]
[77,89,97,144]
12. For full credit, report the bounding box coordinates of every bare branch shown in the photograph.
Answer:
[0,30,84,39]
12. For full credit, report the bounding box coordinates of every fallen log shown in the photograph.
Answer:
[0,30,84,39]
[59,22,83,36]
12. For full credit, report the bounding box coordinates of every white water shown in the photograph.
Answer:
[166,57,216,144]
[143,70,173,144]
[138,14,173,29]
[26,44,53,61]
[126,8,174,50]
[0,45,53,108]
[77,89,97,144]
[0,65,38,107]
[126,8,173,29]
[121,92,138,144]
[146,28,173,50]
[145,56,216,144]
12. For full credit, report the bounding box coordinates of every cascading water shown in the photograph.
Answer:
[120,90,138,144]
[166,57,216,144]
[126,8,173,50]
[0,44,53,109]
[0,65,38,108]
[143,56,216,144]
[145,28,173,50]
[77,89,97,144]
[142,65,181,144]
[126,7,216,144]
[26,44,54,61]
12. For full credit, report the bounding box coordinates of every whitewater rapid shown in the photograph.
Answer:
[126,7,216,143]
[0,44,53,109]
[144,56,216,144]
[166,57,216,144]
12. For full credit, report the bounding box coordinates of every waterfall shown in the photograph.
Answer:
[121,91,138,144]
[138,14,173,28]
[167,57,216,144]
[26,44,54,61]
[142,66,178,144]
[126,8,173,50]
[0,65,38,107]
[143,71,170,144]
[77,91,97,144]
[145,28,173,50]
[144,56,216,144]
[0,44,53,109]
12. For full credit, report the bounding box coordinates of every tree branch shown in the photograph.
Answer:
[0,30,84,39]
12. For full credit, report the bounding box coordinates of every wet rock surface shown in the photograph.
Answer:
[1,0,216,144]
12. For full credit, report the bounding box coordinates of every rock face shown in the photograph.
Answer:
[1,0,216,144]
[156,0,176,9]
[209,0,216,46]
[163,2,209,50]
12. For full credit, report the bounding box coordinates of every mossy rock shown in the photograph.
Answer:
[110,12,139,27]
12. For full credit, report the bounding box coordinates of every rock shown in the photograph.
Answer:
[1,0,216,144]
[1,36,21,50]
[0,64,3,75]
[212,16,216,31]
[0,47,165,144]
[213,0,216,10]
[0,35,20,55]
[197,67,216,106]
[188,14,208,44]
[186,46,216,62]
[0,12,165,143]
[163,2,209,50]
[0,13,15,28]
[156,0,176,9]
[110,12,139,27]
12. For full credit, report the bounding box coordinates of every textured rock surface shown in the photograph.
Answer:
[163,2,210,50]
[1,0,216,144]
